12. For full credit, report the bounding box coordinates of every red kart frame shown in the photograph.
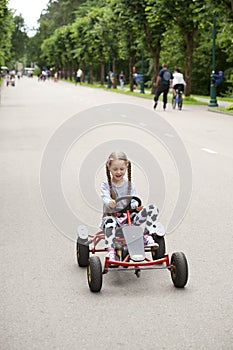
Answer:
[88,228,170,271]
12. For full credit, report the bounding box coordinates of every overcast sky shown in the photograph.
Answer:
[9,0,49,35]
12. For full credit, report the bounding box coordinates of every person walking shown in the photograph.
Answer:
[76,68,83,84]
[119,71,125,89]
[154,64,173,111]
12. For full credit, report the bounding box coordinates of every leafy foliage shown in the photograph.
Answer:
[2,0,233,96]
[0,0,14,66]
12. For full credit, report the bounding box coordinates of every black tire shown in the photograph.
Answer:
[76,240,89,267]
[151,235,166,260]
[87,255,103,293]
[172,97,176,109]
[178,98,183,110]
[170,252,188,288]
[122,246,129,268]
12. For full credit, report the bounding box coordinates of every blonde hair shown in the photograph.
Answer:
[106,152,132,199]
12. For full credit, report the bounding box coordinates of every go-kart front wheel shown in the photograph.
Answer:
[76,240,89,267]
[87,256,103,293]
[170,252,188,288]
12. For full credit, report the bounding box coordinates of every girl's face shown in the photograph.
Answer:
[108,159,127,184]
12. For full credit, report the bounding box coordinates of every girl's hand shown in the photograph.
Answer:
[136,205,143,212]
[109,200,116,208]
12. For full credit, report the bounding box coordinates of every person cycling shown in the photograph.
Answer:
[172,68,186,97]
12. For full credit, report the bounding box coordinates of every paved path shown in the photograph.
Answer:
[1,77,233,350]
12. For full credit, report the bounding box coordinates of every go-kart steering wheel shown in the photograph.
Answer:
[115,195,142,213]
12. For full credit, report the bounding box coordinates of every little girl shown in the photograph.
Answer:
[100,151,165,261]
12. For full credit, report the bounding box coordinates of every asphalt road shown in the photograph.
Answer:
[1,77,233,350]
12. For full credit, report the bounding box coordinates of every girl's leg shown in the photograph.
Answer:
[133,204,159,234]
[132,204,161,246]
[103,216,118,250]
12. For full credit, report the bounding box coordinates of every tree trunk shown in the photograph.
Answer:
[100,61,105,85]
[144,28,161,95]
[151,51,160,95]
[129,55,134,92]
[184,32,195,96]
[82,60,86,83]
[68,62,73,81]
[112,59,117,89]
[128,31,135,92]
[90,64,93,84]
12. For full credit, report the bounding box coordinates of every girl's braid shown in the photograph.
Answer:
[127,161,132,195]
[106,164,116,200]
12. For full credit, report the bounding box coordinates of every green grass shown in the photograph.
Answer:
[194,94,233,102]
[63,79,232,111]
[208,106,233,115]
[181,96,208,105]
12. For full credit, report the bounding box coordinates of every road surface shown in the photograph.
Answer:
[1,77,233,350]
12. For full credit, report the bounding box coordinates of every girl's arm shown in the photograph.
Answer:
[130,183,140,209]
[100,182,115,209]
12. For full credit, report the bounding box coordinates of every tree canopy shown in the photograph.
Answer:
[1,0,233,96]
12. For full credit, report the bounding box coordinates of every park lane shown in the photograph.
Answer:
[1,77,233,350]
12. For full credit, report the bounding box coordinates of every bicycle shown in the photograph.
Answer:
[172,89,183,110]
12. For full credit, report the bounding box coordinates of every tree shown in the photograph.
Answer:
[10,15,29,64]
[23,0,233,96]
[154,0,206,96]
[113,0,164,92]
[0,0,14,67]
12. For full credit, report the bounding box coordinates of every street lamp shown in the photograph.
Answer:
[208,0,218,107]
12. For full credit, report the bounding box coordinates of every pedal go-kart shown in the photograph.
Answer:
[76,195,188,293]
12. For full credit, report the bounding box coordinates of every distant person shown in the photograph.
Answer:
[137,73,141,88]
[119,71,125,89]
[154,64,173,111]
[42,70,46,81]
[132,66,138,88]
[110,71,114,86]
[76,68,83,84]
[212,70,224,87]
[54,72,58,82]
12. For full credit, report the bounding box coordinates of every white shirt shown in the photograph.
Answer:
[172,72,186,87]
[100,180,138,212]
[77,69,82,77]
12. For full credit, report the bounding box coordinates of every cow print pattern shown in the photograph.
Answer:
[102,204,161,248]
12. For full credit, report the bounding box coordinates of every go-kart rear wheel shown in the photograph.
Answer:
[170,252,188,288]
[76,240,89,267]
[87,256,102,293]
[151,235,166,260]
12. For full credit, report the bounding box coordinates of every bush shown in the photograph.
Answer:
[226,104,233,111]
